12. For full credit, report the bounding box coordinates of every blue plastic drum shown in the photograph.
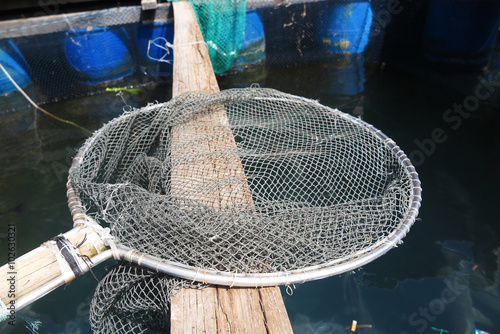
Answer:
[318,1,373,54]
[232,10,266,70]
[63,27,133,84]
[0,40,31,95]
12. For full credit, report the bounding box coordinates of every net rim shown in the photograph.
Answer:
[67,88,422,286]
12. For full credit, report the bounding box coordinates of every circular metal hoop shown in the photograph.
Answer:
[67,89,422,287]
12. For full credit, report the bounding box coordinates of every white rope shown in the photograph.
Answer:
[384,239,399,248]
[73,216,121,260]
[230,271,237,288]
[192,268,200,284]
[147,38,207,64]
[147,37,173,63]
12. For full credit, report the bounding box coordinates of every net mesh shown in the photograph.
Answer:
[78,87,417,333]
[1,0,425,115]
[89,263,204,334]
[189,0,247,74]
[71,88,414,276]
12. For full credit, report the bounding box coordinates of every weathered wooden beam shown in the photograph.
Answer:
[0,4,173,39]
[171,1,219,97]
[169,1,292,333]
[170,1,252,208]
[171,287,292,333]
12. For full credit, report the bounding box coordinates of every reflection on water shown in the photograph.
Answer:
[1,58,499,333]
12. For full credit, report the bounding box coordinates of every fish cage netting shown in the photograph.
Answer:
[188,0,247,74]
[0,0,419,113]
[69,87,421,333]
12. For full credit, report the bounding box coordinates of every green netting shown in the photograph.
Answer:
[189,0,247,74]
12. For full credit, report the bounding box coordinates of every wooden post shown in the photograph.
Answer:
[169,1,293,333]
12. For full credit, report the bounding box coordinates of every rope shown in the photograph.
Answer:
[0,62,91,134]
[53,235,90,278]
[147,38,206,63]
[74,216,121,260]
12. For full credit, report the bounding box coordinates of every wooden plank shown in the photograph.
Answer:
[171,1,219,97]
[169,2,292,333]
[216,287,267,333]
[0,4,173,39]
[172,286,293,333]
[258,287,294,332]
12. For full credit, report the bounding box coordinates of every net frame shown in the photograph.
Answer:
[66,88,422,287]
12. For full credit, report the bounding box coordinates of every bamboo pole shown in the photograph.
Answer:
[0,150,115,314]
[169,2,292,332]
[0,224,107,312]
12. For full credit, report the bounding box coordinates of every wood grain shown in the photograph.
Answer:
[169,1,292,333]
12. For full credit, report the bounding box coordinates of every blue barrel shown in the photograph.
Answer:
[0,40,31,95]
[231,10,266,71]
[63,27,133,84]
[135,22,175,76]
[326,53,365,96]
[423,0,500,66]
[318,1,373,54]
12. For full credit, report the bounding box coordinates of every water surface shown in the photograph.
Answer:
[1,59,499,333]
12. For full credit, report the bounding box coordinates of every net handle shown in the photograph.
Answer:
[0,223,109,315]
[67,155,86,227]
[12,249,113,311]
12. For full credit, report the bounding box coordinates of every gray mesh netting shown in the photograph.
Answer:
[71,87,420,332]
[89,263,204,333]
[71,87,418,276]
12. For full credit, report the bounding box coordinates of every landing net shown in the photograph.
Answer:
[68,87,421,332]
[70,87,420,278]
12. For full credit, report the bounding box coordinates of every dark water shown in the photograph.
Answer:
[1,58,499,333]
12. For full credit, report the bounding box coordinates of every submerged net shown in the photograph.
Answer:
[70,87,420,332]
